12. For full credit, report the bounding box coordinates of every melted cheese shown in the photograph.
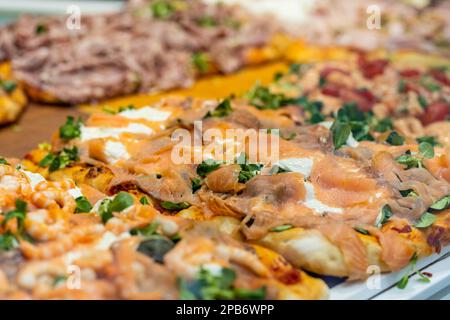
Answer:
[302,182,343,215]
[20,170,45,190]
[80,123,153,141]
[119,106,172,121]
[103,140,130,164]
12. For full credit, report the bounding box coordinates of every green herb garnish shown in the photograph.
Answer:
[204,98,233,118]
[270,224,294,232]
[196,159,221,177]
[386,131,405,146]
[414,212,436,229]
[59,116,82,141]
[0,80,17,93]
[192,52,209,74]
[375,204,393,228]
[151,1,174,19]
[38,147,79,172]
[75,196,92,213]
[160,201,190,211]
[178,266,266,300]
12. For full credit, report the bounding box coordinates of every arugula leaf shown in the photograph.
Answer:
[386,131,405,146]
[0,158,9,165]
[414,212,436,229]
[375,204,393,228]
[270,224,294,232]
[160,201,190,211]
[192,52,209,74]
[75,196,92,213]
[178,266,266,300]
[430,195,450,211]
[416,136,440,147]
[204,99,233,118]
[191,178,202,193]
[419,142,435,159]
[59,116,82,140]
[0,80,17,93]
[196,159,221,177]
[151,1,174,19]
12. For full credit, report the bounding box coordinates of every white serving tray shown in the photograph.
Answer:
[330,246,450,300]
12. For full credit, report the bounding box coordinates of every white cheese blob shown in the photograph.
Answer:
[276,158,314,178]
[80,123,153,142]
[67,187,83,199]
[103,141,130,164]
[94,231,130,250]
[346,133,360,148]
[20,170,45,190]
[119,106,172,122]
[301,182,343,214]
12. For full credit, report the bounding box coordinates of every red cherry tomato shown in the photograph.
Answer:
[358,58,389,79]
[420,102,450,125]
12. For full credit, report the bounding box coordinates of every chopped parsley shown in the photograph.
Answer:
[236,153,262,184]
[160,201,190,211]
[59,116,82,140]
[396,151,423,169]
[294,97,325,124]
[196,159,221,177]
[38,147,79,172]
[331,103,378,149]
[35,24,47,34]
[0,158,9,165]
[131,222,160,237]
[140,196,150,205]
[178,266,266,300]
[386,131,405,146]
[204,98,233,118]
[191,178,202,193]
[375,204,393,228]
[197,16,217,27]
[192,52,209,74]
[151,1,174,19]
[2,199,27,231]
[0,80,17,93]
[75,196,92,213]
[245,84,292,110]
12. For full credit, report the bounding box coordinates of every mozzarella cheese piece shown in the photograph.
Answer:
[103,140,130,164]
[119,106,172,122]
[20,170,45,190]
[67,187,83,199]
[277,158,314,178]
[302,182,343,214]
[80,123,153,141]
